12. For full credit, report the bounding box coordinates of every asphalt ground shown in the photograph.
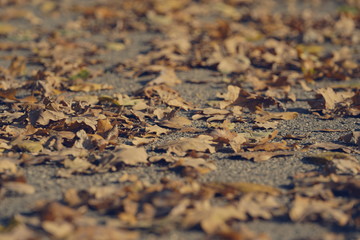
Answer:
[0,0,359,240]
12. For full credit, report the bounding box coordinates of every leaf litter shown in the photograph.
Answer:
[0,0,360,239]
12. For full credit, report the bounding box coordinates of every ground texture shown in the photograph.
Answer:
[0,0,360,240]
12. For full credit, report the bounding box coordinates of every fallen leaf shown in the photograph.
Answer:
[29,109,66,126]
[159,116,192,129]
[290,195,349,226]
[339,131,360,148]
[304,152,360,175]
[42,221,74,239]
[146,125,170,136]
[170,157,217,175]
[15,140,43,153]
[0,159,17,174]
[69,82,113,92]
[157,135,216,156]
[236,151,293,162]
[3,182,35,195]
[111,146,148,166]
[205,182,281,195]
[310,142,358,154]
[147,67,182,86]
[0,23,16,35]
[255,111,298,123]
[252,141,290,151]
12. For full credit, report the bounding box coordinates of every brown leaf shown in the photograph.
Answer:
[308,88,354,111]
[145,125,170,136]
[253,121,279,129]
[147,67,182,86]
[339,131,360,148]
[97,118,113,133]
[141,85,193,110]
[0,224,40,240]
[69,82,113,92]
[304,152,360,175]
[232,89,283,112]
[158,116,192,129]
[290,195,349,226]
[0,159,17,174]
[42,221,74,239]
[40,202,81,222]
[217,56,250,74]
[112,146,148,166]
[236,151,293,162]
[255,111,298,123]
[68,226,139,240]
[310,142,358,154]
[183,205,245,234]
[205,182,281,195]
[29,109,66,126]
[229,134,247,153]
[170,157,217,175]
[252,141,290,151]
[216,85,241,109]
[65,116,98,132]
[0,23,16,35]
[14,140,43,153]
[132,137,156,146]
[156,135,216,156]
[3,182,35,195]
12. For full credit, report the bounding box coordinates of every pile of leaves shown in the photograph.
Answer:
[0,0,359,239]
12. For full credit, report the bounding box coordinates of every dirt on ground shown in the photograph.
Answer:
[0,0,359,240]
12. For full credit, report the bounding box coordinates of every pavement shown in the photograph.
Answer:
[0,0,359,240]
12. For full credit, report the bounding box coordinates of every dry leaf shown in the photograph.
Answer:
[147,68,182,86]
[310,142,358,154]
[205,182,281,195]
[252,141,289,151]
[290,195,349,226]
[0,159,17,174]
[29,109,66,126]
[304,152,360,175]
[236,151,293,162]
[15,140,43,153]
[255,111,298,123]
[42,221,74,239]
[69,82,113,92]
[146,125,170,136]
[159,116,192,129]
[3,182,36,195]
[170,157,217,175]
[112,146,148,166]
[157,135,216,156]
[339,131,360,148]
